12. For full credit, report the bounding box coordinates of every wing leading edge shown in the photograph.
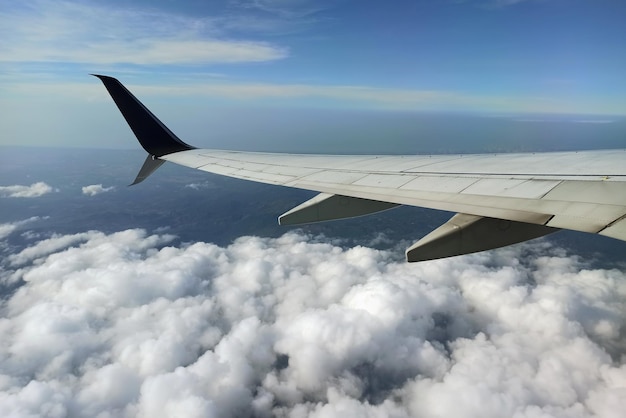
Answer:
[94,75,626,262]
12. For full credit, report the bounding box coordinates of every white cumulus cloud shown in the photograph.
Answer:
[0,227,624,417]
[0,182,56,198]
[0,217,42,240]
[82,184,115,196]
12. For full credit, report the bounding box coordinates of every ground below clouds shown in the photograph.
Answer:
[0,226,625,418]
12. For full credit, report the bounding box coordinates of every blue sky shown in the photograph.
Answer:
[1,0,625,147]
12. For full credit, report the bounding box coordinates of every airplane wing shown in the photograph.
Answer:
[93,75,626,262]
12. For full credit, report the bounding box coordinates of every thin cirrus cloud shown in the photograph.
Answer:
[239,0,330,18]
[0,1,287,66]
[0,224,624,417]
[130,82,460,108]
[112,82,620,115]
[7,73,619,116]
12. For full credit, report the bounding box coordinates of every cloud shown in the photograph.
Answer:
[0,217,41,240]
[237,0,329,19]
[7,232,94,269]
[0,79,466,111]
[131,82,453,103]
[454,0,543,11]
[3,72,623,116]
[82,184,115,196]
[0,1,287,66]
[458,0,533,8]
[94,78,624,114]
[0,182,56,198]
[185,181,217,190]
[514,118,616,124]
[491,0,530,6]
[0,226,625,417]
[114,81,477,112]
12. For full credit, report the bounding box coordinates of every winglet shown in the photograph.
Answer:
[92,74,194,157]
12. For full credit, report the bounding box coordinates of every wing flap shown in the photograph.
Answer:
[600,217,626,241]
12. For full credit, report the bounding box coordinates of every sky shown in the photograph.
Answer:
[1,0,626,148]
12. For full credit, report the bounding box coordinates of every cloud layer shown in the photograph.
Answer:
[0,226,625,417]
[0,182,56,198]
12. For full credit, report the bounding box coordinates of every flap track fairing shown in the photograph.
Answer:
[279,193,399,225]
[406,213,558,262]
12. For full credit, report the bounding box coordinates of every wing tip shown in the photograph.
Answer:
[93,74,195,157]
[91,74,113,81]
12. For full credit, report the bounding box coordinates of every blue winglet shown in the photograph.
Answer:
[93,74,194,157]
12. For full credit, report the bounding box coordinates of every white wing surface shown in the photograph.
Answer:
[94,75,626,261]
